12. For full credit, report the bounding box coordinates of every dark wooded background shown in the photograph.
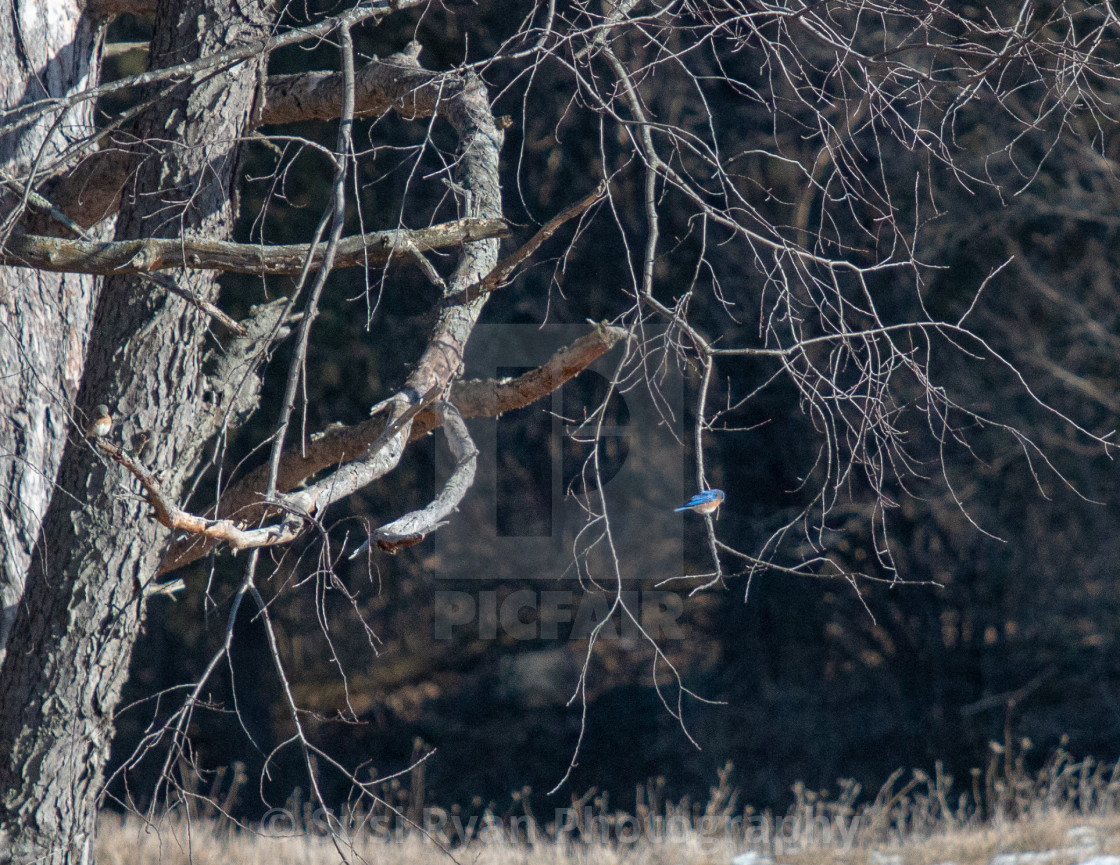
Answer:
[104,1,1120,818]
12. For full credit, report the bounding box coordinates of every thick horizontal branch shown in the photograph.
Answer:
[0,218,507,275]
[87,0,157,18]
[35,39,452,231]
[2,169,250,334]
[261,42,449,126]
[159,324,628,573]
[1,0,421,143]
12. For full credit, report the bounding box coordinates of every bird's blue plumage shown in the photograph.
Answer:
[674,489,725,513]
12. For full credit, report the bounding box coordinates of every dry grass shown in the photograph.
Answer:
[96,746,1120,865]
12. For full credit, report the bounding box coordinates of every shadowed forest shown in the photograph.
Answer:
[4,0,1120,857]
[95,0,1120,821]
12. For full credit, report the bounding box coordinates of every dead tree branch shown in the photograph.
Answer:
[158,324,628,573]
[452,181,607,304]
[99,441,303,551]
[436,322,629,427]
[0,218,507,275]
[0,1,427,144]
[261,41,440,125]
[34,42,492,231]
[145,40,505,573]
[356,402,477,555]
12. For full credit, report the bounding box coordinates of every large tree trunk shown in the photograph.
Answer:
[0,0,105,658]
[0,0,272,857]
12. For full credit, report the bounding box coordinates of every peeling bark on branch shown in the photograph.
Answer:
[262,42,452,126]
[0,218,507,275]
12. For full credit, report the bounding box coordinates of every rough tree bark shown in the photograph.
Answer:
[0,0,272,857]
[0,0,104,659]
[0,0,627,854]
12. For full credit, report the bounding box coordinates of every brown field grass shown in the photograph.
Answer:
[95,744,1120,865]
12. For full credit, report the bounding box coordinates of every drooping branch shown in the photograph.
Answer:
[158,324,628,573]
[364,402,477,555]
[0,218,507,275]
[99,441,302,551]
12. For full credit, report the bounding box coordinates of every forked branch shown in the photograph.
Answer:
[159,324,628,573]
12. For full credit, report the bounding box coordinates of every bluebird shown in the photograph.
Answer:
[675,489,725,515]
[85,404,112,438]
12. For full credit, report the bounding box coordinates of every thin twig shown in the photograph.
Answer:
[452,181,607,304]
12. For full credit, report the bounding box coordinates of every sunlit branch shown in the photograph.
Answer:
[361,402,477,554]
[0,218,507,275]
[158,324,628,573]
[451,181,607,304]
